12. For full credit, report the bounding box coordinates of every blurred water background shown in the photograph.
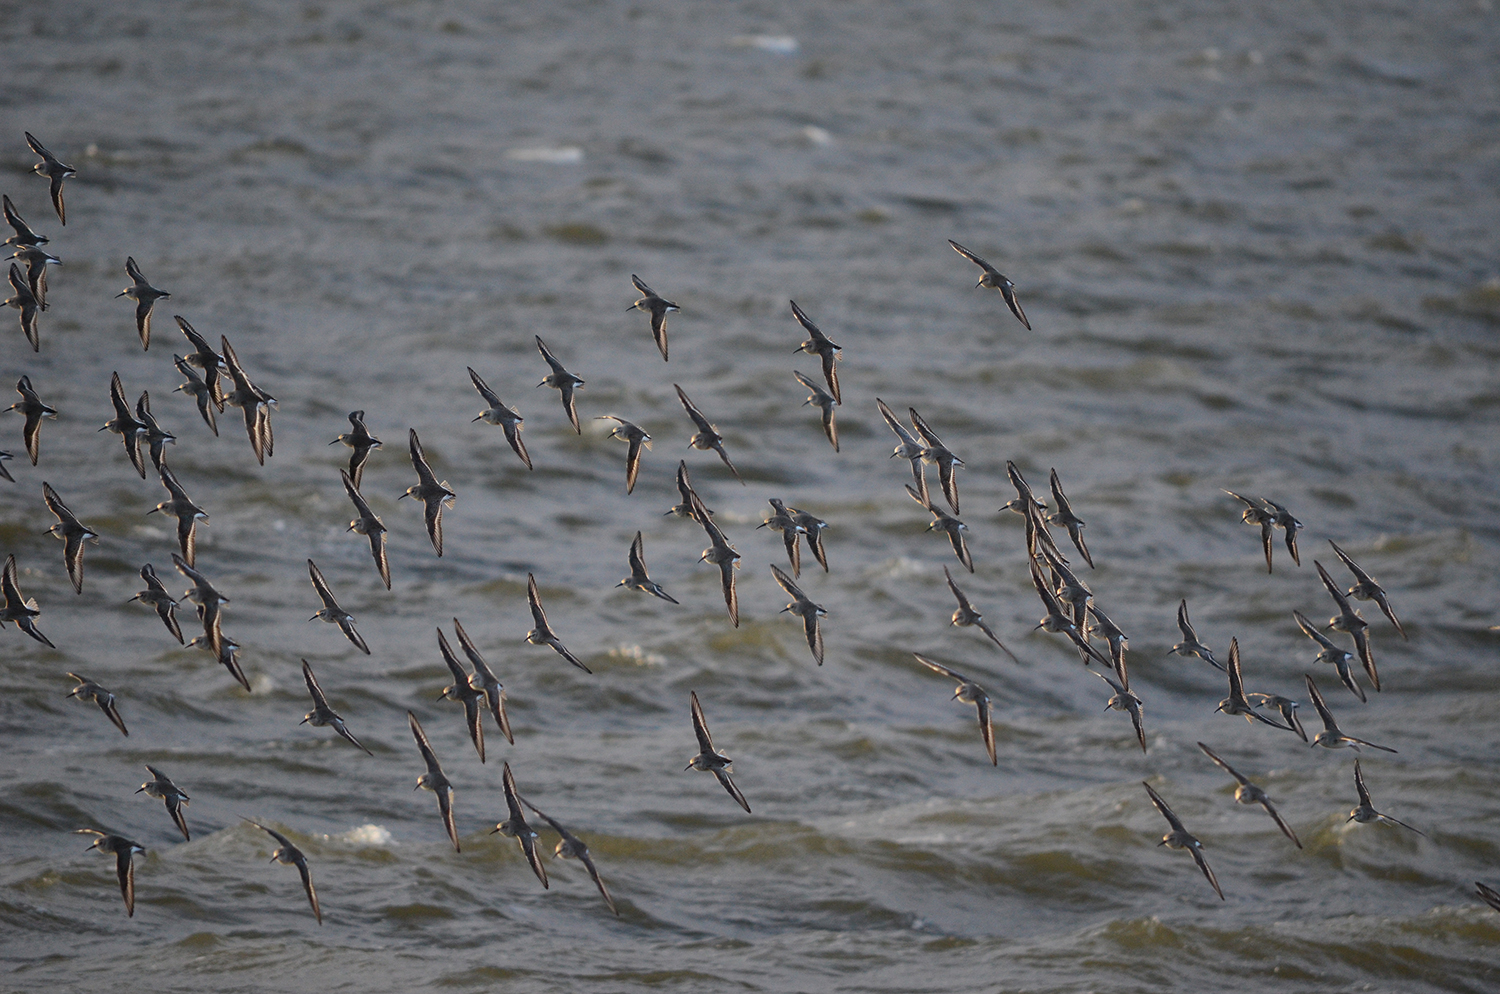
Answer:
[2,1,1500,991]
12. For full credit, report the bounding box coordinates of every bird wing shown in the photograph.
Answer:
[719,559,739,627]
[408,428,440,487]
[301,660,329,708]
[408,712,443,777]
[714,768,751,813]
[877,398,919,447]
[913,653,968,684]
[535,335,565,375]
[1191,846,1224,900]
[1304,675,1337,732]
[1196,742,1249,786]
[977,695,996,765]
[690,691,715,754]
[769,563,805,601]
[788,300,823,339]
[1143,782,1187,834]
[527,573,549,631]
[117,846,136,917]
[437,628,470,686]
[1315,560,1354,615]
[673,384,713,434]
[628,532,648,578]
[468,366,501,407]
[307,560,340,612]
[1226,638,1246,702]
[1353,759,1372,807]
[947,239,997,274]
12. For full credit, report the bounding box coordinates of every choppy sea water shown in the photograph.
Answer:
[3,1,1500,991]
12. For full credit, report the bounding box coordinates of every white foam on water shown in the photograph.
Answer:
[505,146,584,164]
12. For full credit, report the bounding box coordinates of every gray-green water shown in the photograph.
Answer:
[3,1,1500,991]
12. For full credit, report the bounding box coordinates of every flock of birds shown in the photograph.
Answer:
[6,130,1499,927]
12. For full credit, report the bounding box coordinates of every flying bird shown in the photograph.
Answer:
[914,654,997,765]
[400,429,456,557]
[535,335,585,433]
[664,460,711,521]
[1141,782,1223,900]
[175,317,225,411]
[791,508,829,572]
[597,415,651,494]
[947,239,1031,329]
[437,627,487,763]
[66,672,125,734]
[1245,692,1308,743]
[26,132,75,225]
[453,618,513,745]
[1197,742,1300,848]
[789,300,841,403]
[2,554,53,647]
[307,559,369,654]
[43,482,98,594]
[128,564,183,644]
[467,368,530,469]
[521,797,617,914]
[492,762,548,888]
[675,384,744,484]
[944,566,1018,661]
[173,354,219,436]
[1305,674,1397,753]
[691,490,740,627]
[1216,638,1294,731]
[134,392,176,473]
[243,820,322,924]
[793,370,839,451]
[1348,759,1425,837]
[1168,599,1223,672]
[758,498,803,577]
[770,563,826,665]
[1095,668,1147,753]
[1316,560,1379,692]
[7,243,59,311]
[137,766,191,841]
[686,691,750,812]
[7,375,55,465]
[220,336,276,465]
[525,572,591,672]
[2,194,48,248]
[331,410,381,487]
[1328,540,1406,640]
[1028,559,1111,666]
[618,531,678,604]
[342,469,390,589]
[5,263,41,350]
[1047,469,1093,568]
[1292,609,1364,703]
[878,399,929,504]
[908,407,965,514]
[99,372,148,478]
[907,483,973,573]
[409,711,460,851]
[150,464,207,567]
[1224,490,1276,573]
[300,660,372,755]
[116,257,170,349]
[1263,498,1303,566]
[627,274,678,361]
[75,830,144,917]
